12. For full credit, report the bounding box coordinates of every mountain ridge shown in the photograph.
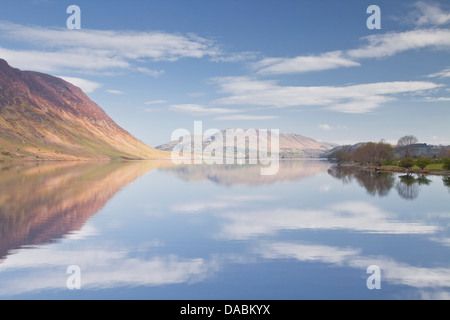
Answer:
[156,130,338,158]
[0,59,168,161]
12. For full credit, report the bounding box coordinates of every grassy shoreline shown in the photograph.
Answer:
[337,163,450,176]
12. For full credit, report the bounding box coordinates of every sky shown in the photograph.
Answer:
[0,0,449,147]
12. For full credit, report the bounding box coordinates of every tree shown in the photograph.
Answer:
[415,157,431,170]
[353,142,394,166]
[399,157,415,171]
[397,135,418,158]
[443,159,450,171]
[328,146,354,165]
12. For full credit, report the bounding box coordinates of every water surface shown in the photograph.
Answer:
[0,160,448,299]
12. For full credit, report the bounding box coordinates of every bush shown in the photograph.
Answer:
[399,157,415,170]
[443,159,450,171]
[415,157,431,170]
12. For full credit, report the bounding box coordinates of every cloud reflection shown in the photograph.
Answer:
[259,241,450,290]
[207,201,440,240]
[0,241,218,296]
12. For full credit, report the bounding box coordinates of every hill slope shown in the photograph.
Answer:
[0,59,168,161]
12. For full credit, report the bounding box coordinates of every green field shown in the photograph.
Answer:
[381,163,445,171]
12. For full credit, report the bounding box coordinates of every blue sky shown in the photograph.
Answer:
[0,0,449,147]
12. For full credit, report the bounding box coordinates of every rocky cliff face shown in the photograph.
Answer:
[0,59,167,160]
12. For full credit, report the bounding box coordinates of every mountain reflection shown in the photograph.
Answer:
[328,166,435,200]
[0,161,169,261]
[162,160,331,187]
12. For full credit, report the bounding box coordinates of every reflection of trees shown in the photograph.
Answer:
[328,167,395,197]
[328,167,437,200]
[416,175,432,186]
[327,166,354,184]
[443,177,450,193]
[396,175,420,200]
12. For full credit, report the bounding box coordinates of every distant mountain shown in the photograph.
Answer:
[156,130,338,158]
[0,59,168,161]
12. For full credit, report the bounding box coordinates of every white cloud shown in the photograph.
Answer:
[214,115,279,121]
[347,29,450,59]
[0,22,219,74]
[135,67,165,77]
[413,1,450,26]
[170,104,242,116]
[212,51,260,63]
[213,76,442,113]
[107,90,125,95]
[145,100,168,105]
[0,47,129,74]
[428,68,450,78]
[421,97,450,102]
[319,124,332,131]
[187,92,206,98]
[57,76,102,93]
[254,51,360,75]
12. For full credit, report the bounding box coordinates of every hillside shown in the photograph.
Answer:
[0,59,168,161]
[156,130,337,158]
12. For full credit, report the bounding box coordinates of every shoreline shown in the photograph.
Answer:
[336,163,450,176]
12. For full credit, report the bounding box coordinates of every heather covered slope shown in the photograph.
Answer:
[0,59,168,161]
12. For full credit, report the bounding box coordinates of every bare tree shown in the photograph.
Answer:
[397,135,418,158]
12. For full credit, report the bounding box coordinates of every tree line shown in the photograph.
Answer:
[328,135,450,171]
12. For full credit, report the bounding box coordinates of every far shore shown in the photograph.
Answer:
[335,163,450,176]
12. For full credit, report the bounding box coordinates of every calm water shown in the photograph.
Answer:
[0,160,449,300]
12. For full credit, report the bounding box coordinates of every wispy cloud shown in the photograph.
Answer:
[0,22,220,74]
[319,124,332,131]
[170,104,242,116]
[347,29,450,59]
[214,115,279,121]
[145,100,168,105]
[420,97,450,102]
[213,76,442,113]
[106,89,125,95]
[248,3,450,75]
[254,51,360,75]
[57,76,102,93]
[428,68,450,78]
[413,1,450,26]
[211,51,260,63]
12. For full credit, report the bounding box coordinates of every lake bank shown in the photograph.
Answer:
[335,163,450,176]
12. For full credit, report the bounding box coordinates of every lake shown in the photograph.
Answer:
[0,160,449,300]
